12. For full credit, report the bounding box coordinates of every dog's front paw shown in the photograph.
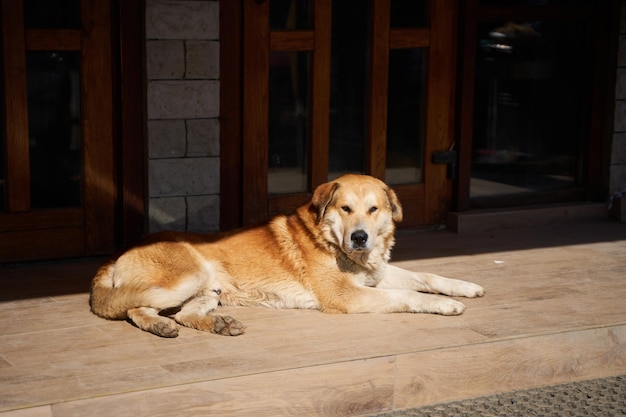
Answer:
[451,281,485,298]
[463,282,485,298]
[213,315,246,336]
[438,299,466,315]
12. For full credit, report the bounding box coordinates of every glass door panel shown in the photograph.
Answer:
[390,0,428,27]
[268,51,311,194]
[270,0,311,29]
[470,19,589,201]
[328,0,369,179]
[24,0,80,28]
[26,51,81,208]
[386,48,426,185]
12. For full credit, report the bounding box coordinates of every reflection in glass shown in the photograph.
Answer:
[471,21,589,201]
[24,0,80,29]
[328,1,369,179]
[268,51,311,194]
[27,52,81,208]
[386,49,426,185]
[270,0,311,30]
[390,0,428,28]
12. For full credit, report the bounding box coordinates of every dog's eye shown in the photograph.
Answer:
[341,206,352,214]
[369,206,378,214]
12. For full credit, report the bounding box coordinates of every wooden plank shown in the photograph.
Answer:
[389,28,430,49]
[1,0,31,212]
[0,227,84,262]
[53,357,396,417]
[0,406,52,416]
[242,0,270,226]
[268,193,311,218]
[81,0,116,253]
[269,30,314,51]
[395,326,626,410]
[219,0,243,230]
[25,29,81,51]
[118,1,147,245]
[309,0,332,189]
[0,208,82,232]
[423,0,457,224]
[367,0,390,180]
[393,183,425,226]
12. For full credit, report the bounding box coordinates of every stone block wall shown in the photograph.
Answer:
[613,1,626,196]
[145,0,220,232]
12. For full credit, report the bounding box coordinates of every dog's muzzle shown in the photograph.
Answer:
[350,230,368,250]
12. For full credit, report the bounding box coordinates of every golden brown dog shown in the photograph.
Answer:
[90,174,484,337]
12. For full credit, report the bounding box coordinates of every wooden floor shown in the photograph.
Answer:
[1,220,626,416]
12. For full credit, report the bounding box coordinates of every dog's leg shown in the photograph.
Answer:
[127,307,180,338]
[173,296,246,336]
[377,264,485,298]
[324,286,467,315]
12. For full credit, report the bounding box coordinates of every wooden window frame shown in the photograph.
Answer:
[0,0,146,261]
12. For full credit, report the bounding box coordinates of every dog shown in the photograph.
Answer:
[90,174,485,337]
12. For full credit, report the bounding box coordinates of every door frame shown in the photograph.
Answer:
[117,0,147,248]
[220,0,459,230]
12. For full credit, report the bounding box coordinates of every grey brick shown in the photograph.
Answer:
[148,120,186,158]
[146,1,219,40]
[148,196,186,232]
[615,101,626,133]
[146,40,185,80]
[187,195,220,232]
[149,157,219,197]
[621,0,626,34]
[613,133,626,165]
[619,35,626,67]
[187,119,220,156]
[617,68,626,100]
[148,80,219,119]
[610,164,626,194]
[186,41,219,79]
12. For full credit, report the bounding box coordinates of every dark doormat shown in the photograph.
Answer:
[369,375,625,417]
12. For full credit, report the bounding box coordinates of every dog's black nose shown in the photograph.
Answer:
[351,230,368,248]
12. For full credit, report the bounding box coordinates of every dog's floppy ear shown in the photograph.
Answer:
[311,181,339,222]
[385,187,403,223]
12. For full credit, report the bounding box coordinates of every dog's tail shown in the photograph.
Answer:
[89,258,140,320]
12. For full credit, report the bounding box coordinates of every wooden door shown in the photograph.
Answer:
[0,0,116,262]
[231,0,458,228]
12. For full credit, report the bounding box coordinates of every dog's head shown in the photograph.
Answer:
[311,174,402,264]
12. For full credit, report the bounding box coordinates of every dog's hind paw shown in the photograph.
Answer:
[152,321,180,338]
[213,315,246,336]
